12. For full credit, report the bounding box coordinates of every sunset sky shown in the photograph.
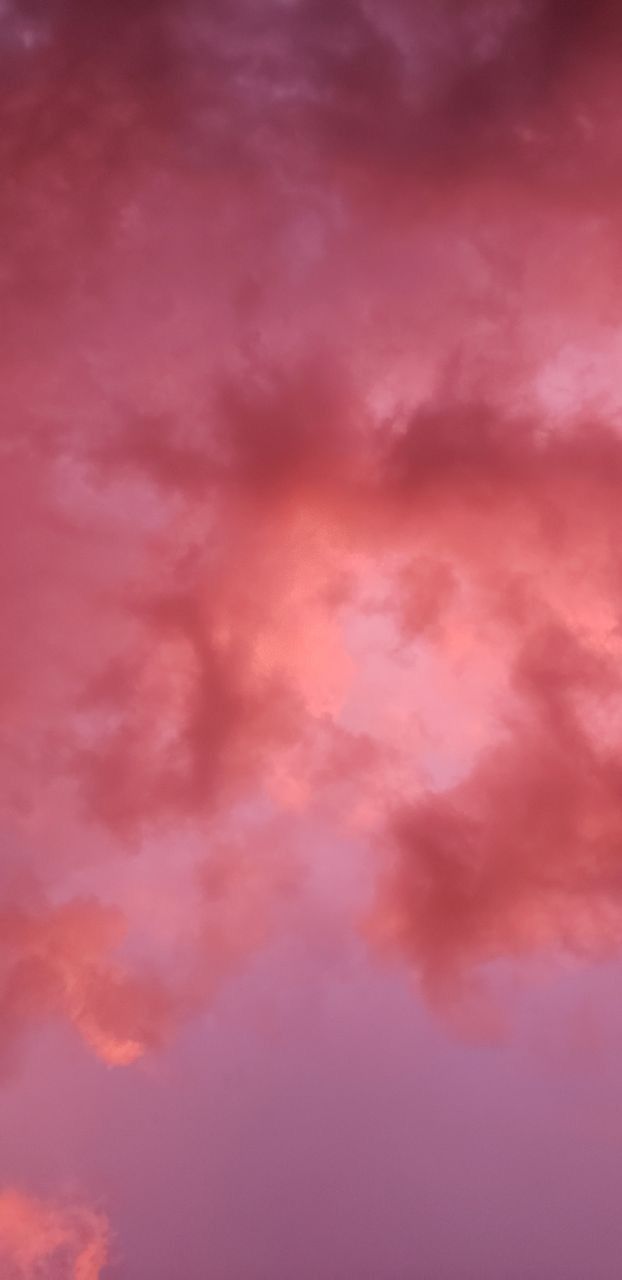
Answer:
[3,1,622,1276]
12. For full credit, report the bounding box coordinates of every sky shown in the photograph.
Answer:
[2,0,622,1276]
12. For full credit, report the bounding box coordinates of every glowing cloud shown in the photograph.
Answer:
[0,1190,109,1280]
[4,0,622,1270]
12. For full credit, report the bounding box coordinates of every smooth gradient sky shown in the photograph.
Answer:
[3,1,622,1276]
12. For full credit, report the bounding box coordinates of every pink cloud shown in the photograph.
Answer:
[5,0,622,1265]
[0,1189,108,1280]
[0,895,175,1069]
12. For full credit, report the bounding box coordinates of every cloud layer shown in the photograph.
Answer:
[4,0,622,1267]
[2,0,622,1025]
[0,1190,108,1280]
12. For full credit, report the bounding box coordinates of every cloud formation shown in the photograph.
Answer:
[3,0,622,1176]
[0,1189,108,1280]
[0,893,175,1069]
[7,0,622,1268]
[370,624,622,992]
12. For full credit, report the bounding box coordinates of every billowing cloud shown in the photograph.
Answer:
[0,1189,109,1280]
[6,0,622,1272]
[5,10,622,1271]
[0,893,175,1069]
[370,624,622,993]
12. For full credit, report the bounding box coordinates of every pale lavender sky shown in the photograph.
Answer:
[3,939,622,1277]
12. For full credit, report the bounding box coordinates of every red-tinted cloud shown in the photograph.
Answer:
[3,0,622,1082]
[369,621,622,993]
[0,894,176,1069]
[0,1189,108,1280]
[7,1,622,1267]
